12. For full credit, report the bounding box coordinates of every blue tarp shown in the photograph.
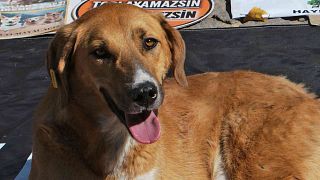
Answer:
[0,26,320,179]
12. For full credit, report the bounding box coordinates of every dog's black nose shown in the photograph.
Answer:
[131,82,158,107]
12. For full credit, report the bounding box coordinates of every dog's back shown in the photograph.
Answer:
[158,71,320,179]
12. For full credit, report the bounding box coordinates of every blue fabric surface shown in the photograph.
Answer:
[0,26,319,179]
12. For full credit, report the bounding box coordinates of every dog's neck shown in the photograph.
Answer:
[50,77,134,177]
[70,105,130,176]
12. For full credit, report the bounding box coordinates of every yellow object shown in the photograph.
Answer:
[243,7,268,22]
[49,69,58,89]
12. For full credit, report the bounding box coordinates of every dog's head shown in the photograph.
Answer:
[45,11,63,22]
[47,4,187,144]
[24,16,44,25]
[1,14,21,26]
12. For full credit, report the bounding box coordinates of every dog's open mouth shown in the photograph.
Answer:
[100,88,161,144]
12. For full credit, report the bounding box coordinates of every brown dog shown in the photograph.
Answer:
[30,4,320,180]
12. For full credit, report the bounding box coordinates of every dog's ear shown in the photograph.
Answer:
[154,14,188,87]
[47,22,78,104]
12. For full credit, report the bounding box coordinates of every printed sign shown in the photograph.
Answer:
[0,0,66,39]
[231,0,320,18]
[66,0,214,29]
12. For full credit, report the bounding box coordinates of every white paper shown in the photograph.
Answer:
[15,153,32,180]
[231,0,320,18]
[0,143,5,150]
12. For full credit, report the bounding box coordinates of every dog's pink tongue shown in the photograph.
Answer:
[125,111,160,144]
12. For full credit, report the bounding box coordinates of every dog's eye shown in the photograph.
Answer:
[94,48,107,57]
[143,38,158,50]
[93,48,113,60]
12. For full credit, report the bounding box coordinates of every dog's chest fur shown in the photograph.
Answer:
[109,136,160,179]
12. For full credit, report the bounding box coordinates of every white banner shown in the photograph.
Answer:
[231,0,320,18]
[0,0,66,39]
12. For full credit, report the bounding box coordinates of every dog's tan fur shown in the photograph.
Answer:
[30,4,320,180]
